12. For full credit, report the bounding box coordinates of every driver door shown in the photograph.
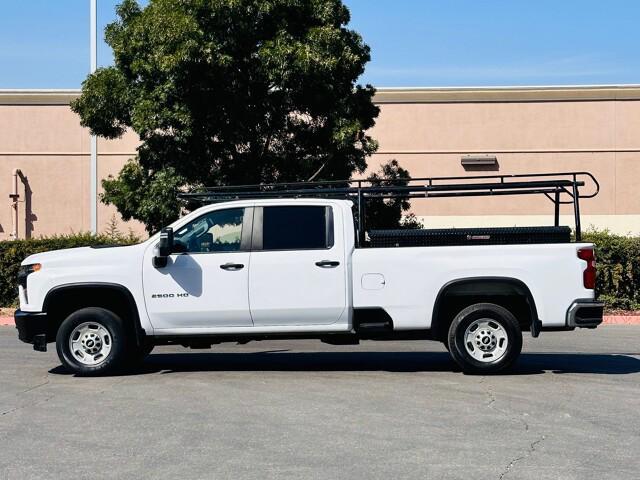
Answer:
[142,207,254,330]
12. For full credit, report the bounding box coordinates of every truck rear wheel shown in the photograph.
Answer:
[447,303,522,374]
[56,307,128,376]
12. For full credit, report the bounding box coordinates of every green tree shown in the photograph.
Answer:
[72,0,380,233]
[364,159,423,231]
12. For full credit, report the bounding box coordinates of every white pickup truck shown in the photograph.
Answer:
[14,173,604,375]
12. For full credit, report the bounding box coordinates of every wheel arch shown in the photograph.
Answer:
[431,276,540,340]
[42,282,145,346]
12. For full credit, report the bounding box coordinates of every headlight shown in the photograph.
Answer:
[18,263,41,289]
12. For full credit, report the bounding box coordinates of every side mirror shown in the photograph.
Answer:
[153,227,173,268]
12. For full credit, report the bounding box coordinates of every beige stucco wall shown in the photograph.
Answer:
[368,87,640,233]
[1,85,639,240]
[0,96,144,240]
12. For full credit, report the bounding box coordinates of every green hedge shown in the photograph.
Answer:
[0,232,139,307]
[583,230,640,310]
[1,229,638,311]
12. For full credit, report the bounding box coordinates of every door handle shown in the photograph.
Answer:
[315,260,340,268]
[220,262,244,271]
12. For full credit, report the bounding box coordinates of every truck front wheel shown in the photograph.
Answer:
[56,307,128,376]
[128,342,154,364]
[447,303,522,374]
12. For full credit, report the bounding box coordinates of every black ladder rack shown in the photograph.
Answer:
[178,171,599,246]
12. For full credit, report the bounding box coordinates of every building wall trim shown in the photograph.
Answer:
[4,85,640,106]
[3,148,640,157]
[0,151,136,156]
[373,84,640,104]
[0,89,81,105]
[372,148,640,155]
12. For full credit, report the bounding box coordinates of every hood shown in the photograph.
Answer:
[22,244,143,267]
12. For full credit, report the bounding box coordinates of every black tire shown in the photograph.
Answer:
[128,342,154,364]
[56,307,128,376]
[140,343,155,358]
[447,303,522,374]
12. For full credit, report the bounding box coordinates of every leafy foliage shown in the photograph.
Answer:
[583,229,640,310]
[364,160,423,230]
[72,0,380,233]
[0,232,140,307]
[101,162,188,234]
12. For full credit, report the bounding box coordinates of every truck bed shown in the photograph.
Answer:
[367,226,571,248]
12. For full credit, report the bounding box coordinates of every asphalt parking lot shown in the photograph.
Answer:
[0,326,639,480]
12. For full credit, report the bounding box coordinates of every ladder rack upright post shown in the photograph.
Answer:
[554,189,560,227]
[572,174,582,241]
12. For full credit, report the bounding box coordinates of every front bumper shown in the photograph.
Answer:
[566,300,604,328]
[15,310,49,348]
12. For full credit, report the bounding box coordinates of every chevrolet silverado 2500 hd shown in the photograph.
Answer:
[14,172,604,375]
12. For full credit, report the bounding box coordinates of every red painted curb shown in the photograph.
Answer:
[603,315,640,325]
[0,316,14,326]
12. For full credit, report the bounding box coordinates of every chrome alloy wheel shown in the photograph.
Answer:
[69,322,112,366]
[463,318,508,363]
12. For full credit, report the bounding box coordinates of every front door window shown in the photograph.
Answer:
[173,208,245,253]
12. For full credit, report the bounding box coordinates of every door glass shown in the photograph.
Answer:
[173,208,244,253]
[263,206,331,250]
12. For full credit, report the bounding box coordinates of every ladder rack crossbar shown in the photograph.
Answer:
[177,171,599,244]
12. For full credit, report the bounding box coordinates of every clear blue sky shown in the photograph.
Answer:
[1,0,639,88]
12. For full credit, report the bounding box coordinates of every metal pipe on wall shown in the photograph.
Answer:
[10,168,22,240]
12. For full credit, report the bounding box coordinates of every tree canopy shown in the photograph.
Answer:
[72,0,418,233]
[364,160,423,231]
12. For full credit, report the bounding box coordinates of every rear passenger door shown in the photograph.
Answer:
[249,205,347,326]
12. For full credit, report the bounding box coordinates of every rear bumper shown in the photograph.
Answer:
[566,300,604,328]
[14,309,49,344]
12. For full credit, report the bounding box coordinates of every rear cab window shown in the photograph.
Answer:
[261,206,334,250]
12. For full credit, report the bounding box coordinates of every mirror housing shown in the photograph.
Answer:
[153,227,174,268]
[157,227,174,257]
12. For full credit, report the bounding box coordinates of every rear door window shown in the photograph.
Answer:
[262,206,333,250]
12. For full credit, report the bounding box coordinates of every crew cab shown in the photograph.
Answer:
[14,172,604,375]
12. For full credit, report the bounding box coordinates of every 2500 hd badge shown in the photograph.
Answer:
[151,293,189,298]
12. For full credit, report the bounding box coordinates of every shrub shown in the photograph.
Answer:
[583,229,640,310]
[0,232,139,307]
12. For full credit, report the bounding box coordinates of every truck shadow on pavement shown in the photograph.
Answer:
[50,351,640,376]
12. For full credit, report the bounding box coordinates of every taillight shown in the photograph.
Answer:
[577,248,596,289]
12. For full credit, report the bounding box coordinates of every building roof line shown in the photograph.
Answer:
[0,88,82,92]
[3,84,640,105]
[0,89,81,105]
[374,83,640,91]
[373,84,640,103]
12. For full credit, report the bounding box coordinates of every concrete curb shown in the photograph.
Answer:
[1,315,640,327]
[602,315,640,325]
